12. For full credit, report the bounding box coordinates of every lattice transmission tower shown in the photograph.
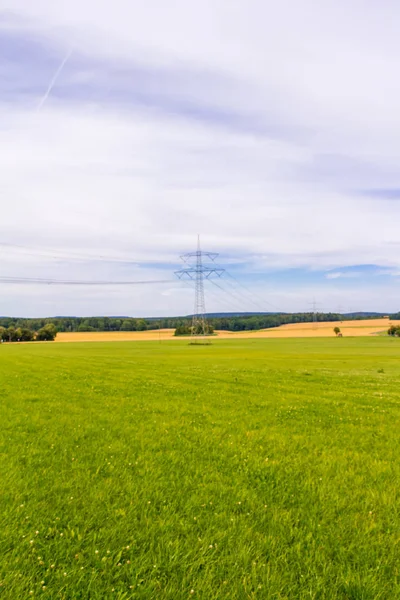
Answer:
[175,236,224,343]
[310,298,321,329]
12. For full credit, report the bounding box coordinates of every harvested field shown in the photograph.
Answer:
[56,329,174,343]
[55,318,398,342]
[219,317,400,338]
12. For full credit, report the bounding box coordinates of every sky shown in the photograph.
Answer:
[1,1,400,316]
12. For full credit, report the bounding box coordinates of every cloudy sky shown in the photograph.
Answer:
[1,1,400,316]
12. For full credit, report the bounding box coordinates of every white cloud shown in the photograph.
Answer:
[325,271,365,280]
[2,1,400,315]
[325,272,344,280]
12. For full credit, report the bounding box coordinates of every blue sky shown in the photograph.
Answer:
[2,1,400,316]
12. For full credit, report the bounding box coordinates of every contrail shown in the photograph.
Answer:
[37,48,74,111]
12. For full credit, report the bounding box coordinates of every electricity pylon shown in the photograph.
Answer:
[310,298,321,329]
[175,236,224,343]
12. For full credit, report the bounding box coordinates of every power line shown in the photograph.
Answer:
[175,236,224,342]
[206,255,282,313]
[205,280,248,313]
[217,276,269,313]
[177,249,283,317]
[0,276,172,286]
[180,276,274,316]
[1,238,286,317]
[181,277,243,314]
[222,269,282,312]
[208,278,257,313]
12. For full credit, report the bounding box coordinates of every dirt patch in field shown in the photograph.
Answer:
[55,318,398,342]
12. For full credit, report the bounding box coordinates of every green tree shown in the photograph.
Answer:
[36,324,57,341]
[334,327,341,336]
[78,324,96,332]
[192,322,214,335]
[174,325,191,336]
[121,319,136,331]
[19,328,35,342]
[7,327,17,342]
[136,319,147,331]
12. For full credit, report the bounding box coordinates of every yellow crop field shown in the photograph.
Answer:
[55,318,398,342]
[217,317,399,338]
[55,329,174,342]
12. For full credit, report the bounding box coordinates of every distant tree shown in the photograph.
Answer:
[192,322,214,335]
[77,320,95,332]
[121,319,136,331]
[19,328,35,342]
[174,325,191,336]
[136,319,147,331]
[36,324,57,341]
[78,324,96,332]
[175,322,215,336]
[7,327,17,342]
[388,325,400,337]
[334,326,341,336]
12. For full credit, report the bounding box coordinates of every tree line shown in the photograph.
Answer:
[0,312,381,338]
[208,313,341,331]
[0,323,57,343]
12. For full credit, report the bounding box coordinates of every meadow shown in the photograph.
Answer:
[1,337,400,599]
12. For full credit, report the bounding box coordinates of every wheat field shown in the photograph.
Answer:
[54,318,397,343]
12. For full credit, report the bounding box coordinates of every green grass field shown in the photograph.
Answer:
[1,338,400,599]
